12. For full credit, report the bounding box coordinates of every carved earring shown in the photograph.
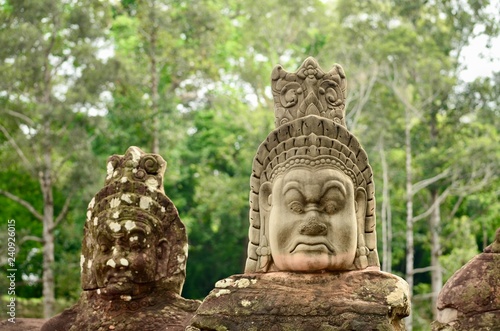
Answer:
[354,246,369,269]
[256,236,271,272]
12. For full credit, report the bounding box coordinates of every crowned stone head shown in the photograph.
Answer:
[245,58,379,273]
[80,146,188,299]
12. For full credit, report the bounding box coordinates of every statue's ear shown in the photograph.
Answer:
[355,187,367,228]
[156,238,170,279]
[259,182,273,213]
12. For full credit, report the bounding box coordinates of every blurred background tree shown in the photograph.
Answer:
[1,0,499,328]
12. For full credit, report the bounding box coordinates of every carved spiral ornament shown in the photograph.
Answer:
[271,57,347,128]
[141,155,161,175]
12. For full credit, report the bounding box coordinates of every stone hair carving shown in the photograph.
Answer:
[81,146,188,296]
[245,57,379,273]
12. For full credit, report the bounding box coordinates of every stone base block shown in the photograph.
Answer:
[188,269,410,331]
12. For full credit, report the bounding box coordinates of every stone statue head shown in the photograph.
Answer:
[80,147,188,299]
[245,58,379,273]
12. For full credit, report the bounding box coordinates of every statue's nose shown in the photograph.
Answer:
[299,218,327,236]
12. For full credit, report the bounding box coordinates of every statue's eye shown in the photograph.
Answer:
[323,201,338,214]
[100,244,110,253]
[289,201,304,214]
[130,242,142,251]
[129,237,145,251]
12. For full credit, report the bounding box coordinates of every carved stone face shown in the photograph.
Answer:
[261,166,365,271]
[93,218,167,297]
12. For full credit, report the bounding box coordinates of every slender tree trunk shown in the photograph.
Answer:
[40,161,55,318]
[379,137,392,272]
[430,189,442,319]
[149,2,160,154]
[405,108,414,331]
[41,33,56,317]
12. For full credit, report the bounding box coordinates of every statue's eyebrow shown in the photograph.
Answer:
[321,180,346,198]
[96,231,113,244]
[282,182,302,195]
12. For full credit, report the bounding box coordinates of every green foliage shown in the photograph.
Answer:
[0,296,73,318]
[1,0,499,328]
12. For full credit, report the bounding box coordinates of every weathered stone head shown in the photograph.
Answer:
[42,147,199,331]
[81,146,188,299]
[433,227,500,330]
[245,58,379,273]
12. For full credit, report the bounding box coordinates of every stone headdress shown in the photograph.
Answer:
[245,57,379,272]
[80,146,188,294]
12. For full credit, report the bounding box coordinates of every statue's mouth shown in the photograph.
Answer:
[290,241,334,254]
[105,275,130,286]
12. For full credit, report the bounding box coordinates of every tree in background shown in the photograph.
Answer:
[0,0,115,318]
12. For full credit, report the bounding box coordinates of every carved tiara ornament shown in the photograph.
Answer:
[271,57,347,128]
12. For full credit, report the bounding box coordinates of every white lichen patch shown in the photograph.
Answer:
[106,259,116,268]
[97,289,101,295]
[120,176,128,183]
[119,258,129,266]
[437,307,458,324]
[145,177,158,192]
[386,280,409,307]
[240,299,252,307]
[235,278,251,288]
[124,220,136,231]
[120,295,132,302]
[93,217,99,226]
[106,162,114,180]
[251,279,257,285]
[161,206,166,213]
[140,196,152,210]
[215,278,234,289]
[88,197,95,209]
[177,254,186,263]
[129,236,138,242]
[80,255,85,272]
[112,211,120,219]
[86,210,92,222]
[110,197,121,209]
[109,222,121,232]
[215,289,231,297]
[121,193,132,204]
[113,170,119,178]
[183,243,189,256]
[87,259,93,269]
[130,147,141,166]
[112,247,118,255]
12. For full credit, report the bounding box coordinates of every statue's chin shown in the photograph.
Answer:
[273,251,354,272]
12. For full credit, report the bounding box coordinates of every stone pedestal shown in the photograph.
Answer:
[188,269,410,331]
[42,290,199,331]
